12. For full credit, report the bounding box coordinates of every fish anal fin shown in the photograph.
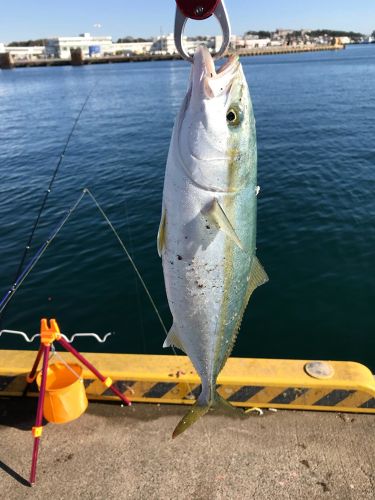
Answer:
[157,206,166,257]
[203,198,244,251]
[163,324,185,353]
[246,256,269,301]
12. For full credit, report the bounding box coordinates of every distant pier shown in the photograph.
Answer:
[238,43,344,56]
[1,44,344,69]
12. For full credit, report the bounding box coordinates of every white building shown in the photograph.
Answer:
[215,34,238,52]
[186,38,215,54]
[337,36,352,45]
[269,40,283,47]
[151,33,179,55]
[46,33,113,59]
[217,35,270,51]
[109,41,153,56]
[244,38,271,49]
[150,33,215,56]
[0,44,46,60]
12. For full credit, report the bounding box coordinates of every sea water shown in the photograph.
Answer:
[0,45,374,370]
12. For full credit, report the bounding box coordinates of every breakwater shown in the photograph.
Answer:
[1,44,344,69]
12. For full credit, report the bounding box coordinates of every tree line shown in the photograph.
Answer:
[245,29,367,40]
[116,37,152,43]
[7,39,48,47]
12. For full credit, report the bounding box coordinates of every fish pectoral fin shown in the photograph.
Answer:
[163,324,185,353]
[246,256,269,301]
[157,206,166,257]
[204,198,245,251]
[173,391,244,439]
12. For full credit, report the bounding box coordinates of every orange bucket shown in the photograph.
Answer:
[36,363,88,424]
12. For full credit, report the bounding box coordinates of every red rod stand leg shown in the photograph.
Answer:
[29,344,50,486]
[26,346,44,384]
[57,337,131,406]
[22,346,44,397]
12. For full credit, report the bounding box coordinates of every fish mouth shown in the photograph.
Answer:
[191,45,240,98]
[193,45,239,78]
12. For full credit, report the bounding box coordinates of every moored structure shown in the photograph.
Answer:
[0,51,14,69]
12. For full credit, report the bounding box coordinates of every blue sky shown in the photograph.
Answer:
[1,0,374,43]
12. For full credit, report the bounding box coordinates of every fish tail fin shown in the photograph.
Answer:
[172,391,242,439]
[213,391,241,413]
[172,401,211,439]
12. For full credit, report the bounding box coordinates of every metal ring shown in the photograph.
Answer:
[174,1,231,62]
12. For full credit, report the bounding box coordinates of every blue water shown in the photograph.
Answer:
[0,45,374,370]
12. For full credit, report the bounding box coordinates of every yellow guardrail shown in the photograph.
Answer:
[0,350,374,413]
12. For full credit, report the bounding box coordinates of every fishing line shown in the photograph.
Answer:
[122,197,147,353]
[1,80,193,397]
[84,189,168,337]
[0,188,169,339]
[87,190,190,391]
[8,87,95,305]
[0,189,87,315]
[0,187,193,396]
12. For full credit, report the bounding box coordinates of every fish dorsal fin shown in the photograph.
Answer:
[157,206,166,257]
[163,324,185,353]
[246,256,269,301]
[204,198,244,251]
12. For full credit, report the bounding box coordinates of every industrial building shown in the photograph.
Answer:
[0,43,46,60]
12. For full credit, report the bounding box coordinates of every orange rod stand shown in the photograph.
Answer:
[26,318,131,486]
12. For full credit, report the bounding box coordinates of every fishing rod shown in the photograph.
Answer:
[0,189,87,315]
[0,188,168,337]
[5,87,95,314]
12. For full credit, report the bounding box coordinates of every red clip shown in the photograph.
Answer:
[175,0,221,21]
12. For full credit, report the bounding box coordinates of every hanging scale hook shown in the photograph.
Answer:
[174,0,231,62]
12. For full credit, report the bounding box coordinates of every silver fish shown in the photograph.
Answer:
[158,46,268,437]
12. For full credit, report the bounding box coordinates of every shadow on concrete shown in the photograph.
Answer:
[0,397,41,431]
[0,459,30,487]
[86,399,274,424]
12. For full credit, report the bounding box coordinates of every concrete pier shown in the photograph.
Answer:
[0,399,373,498]
[4,44,344,69]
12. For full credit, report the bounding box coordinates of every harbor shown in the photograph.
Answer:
[0,346,373,494]
[1,0,374,496]
[0,44,345,69]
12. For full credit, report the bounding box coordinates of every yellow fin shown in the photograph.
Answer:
[163,324,185,353]
[157,206,166,257]
[246,256,269,301]
[173,403,211,439]
[204,198,244,251]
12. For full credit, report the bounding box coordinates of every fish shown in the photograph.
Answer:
[158,45,268,438]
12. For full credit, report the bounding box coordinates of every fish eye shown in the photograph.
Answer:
[226,106,242,127]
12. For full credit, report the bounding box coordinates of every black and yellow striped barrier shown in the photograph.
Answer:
[0,351,374,413]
